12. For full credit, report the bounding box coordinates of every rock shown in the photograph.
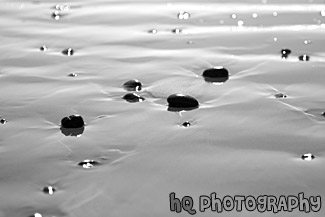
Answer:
[123,93,145,103]
[202,66,229,83]
[123,79,142,91]
[61,115,85,128]
[299,54,310,61]
[167,93,199,111]
[281,48,291,59]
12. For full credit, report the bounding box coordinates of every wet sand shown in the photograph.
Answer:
[0,0,325,216]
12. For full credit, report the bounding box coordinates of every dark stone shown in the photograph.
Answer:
[42,186,56,195]
[202,66,229,83]
[167,94,199,111]
[40,45,47,51]
[321,112,325,117]
[171,28,182,34]
[0,119,7,124]
[78,159,100,168]
[301,153,315,161]
[123,93,145,103]
[62,48,74,56]
[182,121,191,127]
[274,93,287,98]
[61,115,85,128]
[68,72,77,77]
[281,48,291,59]
[299,54,310,61]
[123,79,142,91]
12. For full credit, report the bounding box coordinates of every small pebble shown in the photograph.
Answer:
[202,66,229,83]
[78,159,100,169]
[301,153,315,161]
[182,121,191,127]
[281,48,291,59]
[68,72,78,77]
[274,93,287,98]
[0,119,7,124]
[321,112,325,117]
[51,11,60,20]
[42,186,56,195]
[171,28,182,34]
[62,48,74,56]
[123,79,142,91]
[299,54,310,61]
[123,93,145,103]
[148,29,158,34]
[167,94,199,110]
[61,115,85,128]
[40,45,47,51]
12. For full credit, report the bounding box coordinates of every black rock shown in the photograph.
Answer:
[301,153,315,161]
[167,94,199,111]
[202,66,229,83]
[321,112,325,117]
[62,48,74,56]
[0,119,7,124]
[299,54,310,61]
[61,115,85,128]
[42,186,56,195]
[123,93,145,103]
[78,159,100,168]
[182,121,191,127]
[123,79,142,91]
[281,48,291,59]
[40,45,47,51]
[274,93,287,98]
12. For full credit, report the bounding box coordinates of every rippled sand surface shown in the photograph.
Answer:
[1,0,325,216]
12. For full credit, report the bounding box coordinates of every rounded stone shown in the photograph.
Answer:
[202,66,229,83]
[62,48,74,56]
[78,159,100,168]
[167,94,199,110]
[61,115,85,128]
[274,93,287,98]
[182,121,191,127]
[322,112,325,117]
[0,119,7,124]
[42,186,56,195]
[123,93,145,103]
[281,48,291,59]
[301,153,315,161]
[40,45,47,51]
[123,79,142,91]
[299,54,310,61]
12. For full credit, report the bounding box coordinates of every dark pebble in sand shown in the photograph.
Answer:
[274,93,287,98]
[299,54,310,61]
[167,94,199,111]
[123,79,142,91]
[51,11,60,20]
[281,48,291,59]
[301,153,315,161]
[182,121,191,127]
[148,29,158,34]
[78,159,100,168]
[42,186,56,195]
[322,112,325,117]
[123,93,145,103]
[202,66,229,83]
[61,115,85,128]
[62,48,74,56]
[0,119,7,124]
[68,72,78,77]
[171,28,182,34]
[40,45,47,51]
